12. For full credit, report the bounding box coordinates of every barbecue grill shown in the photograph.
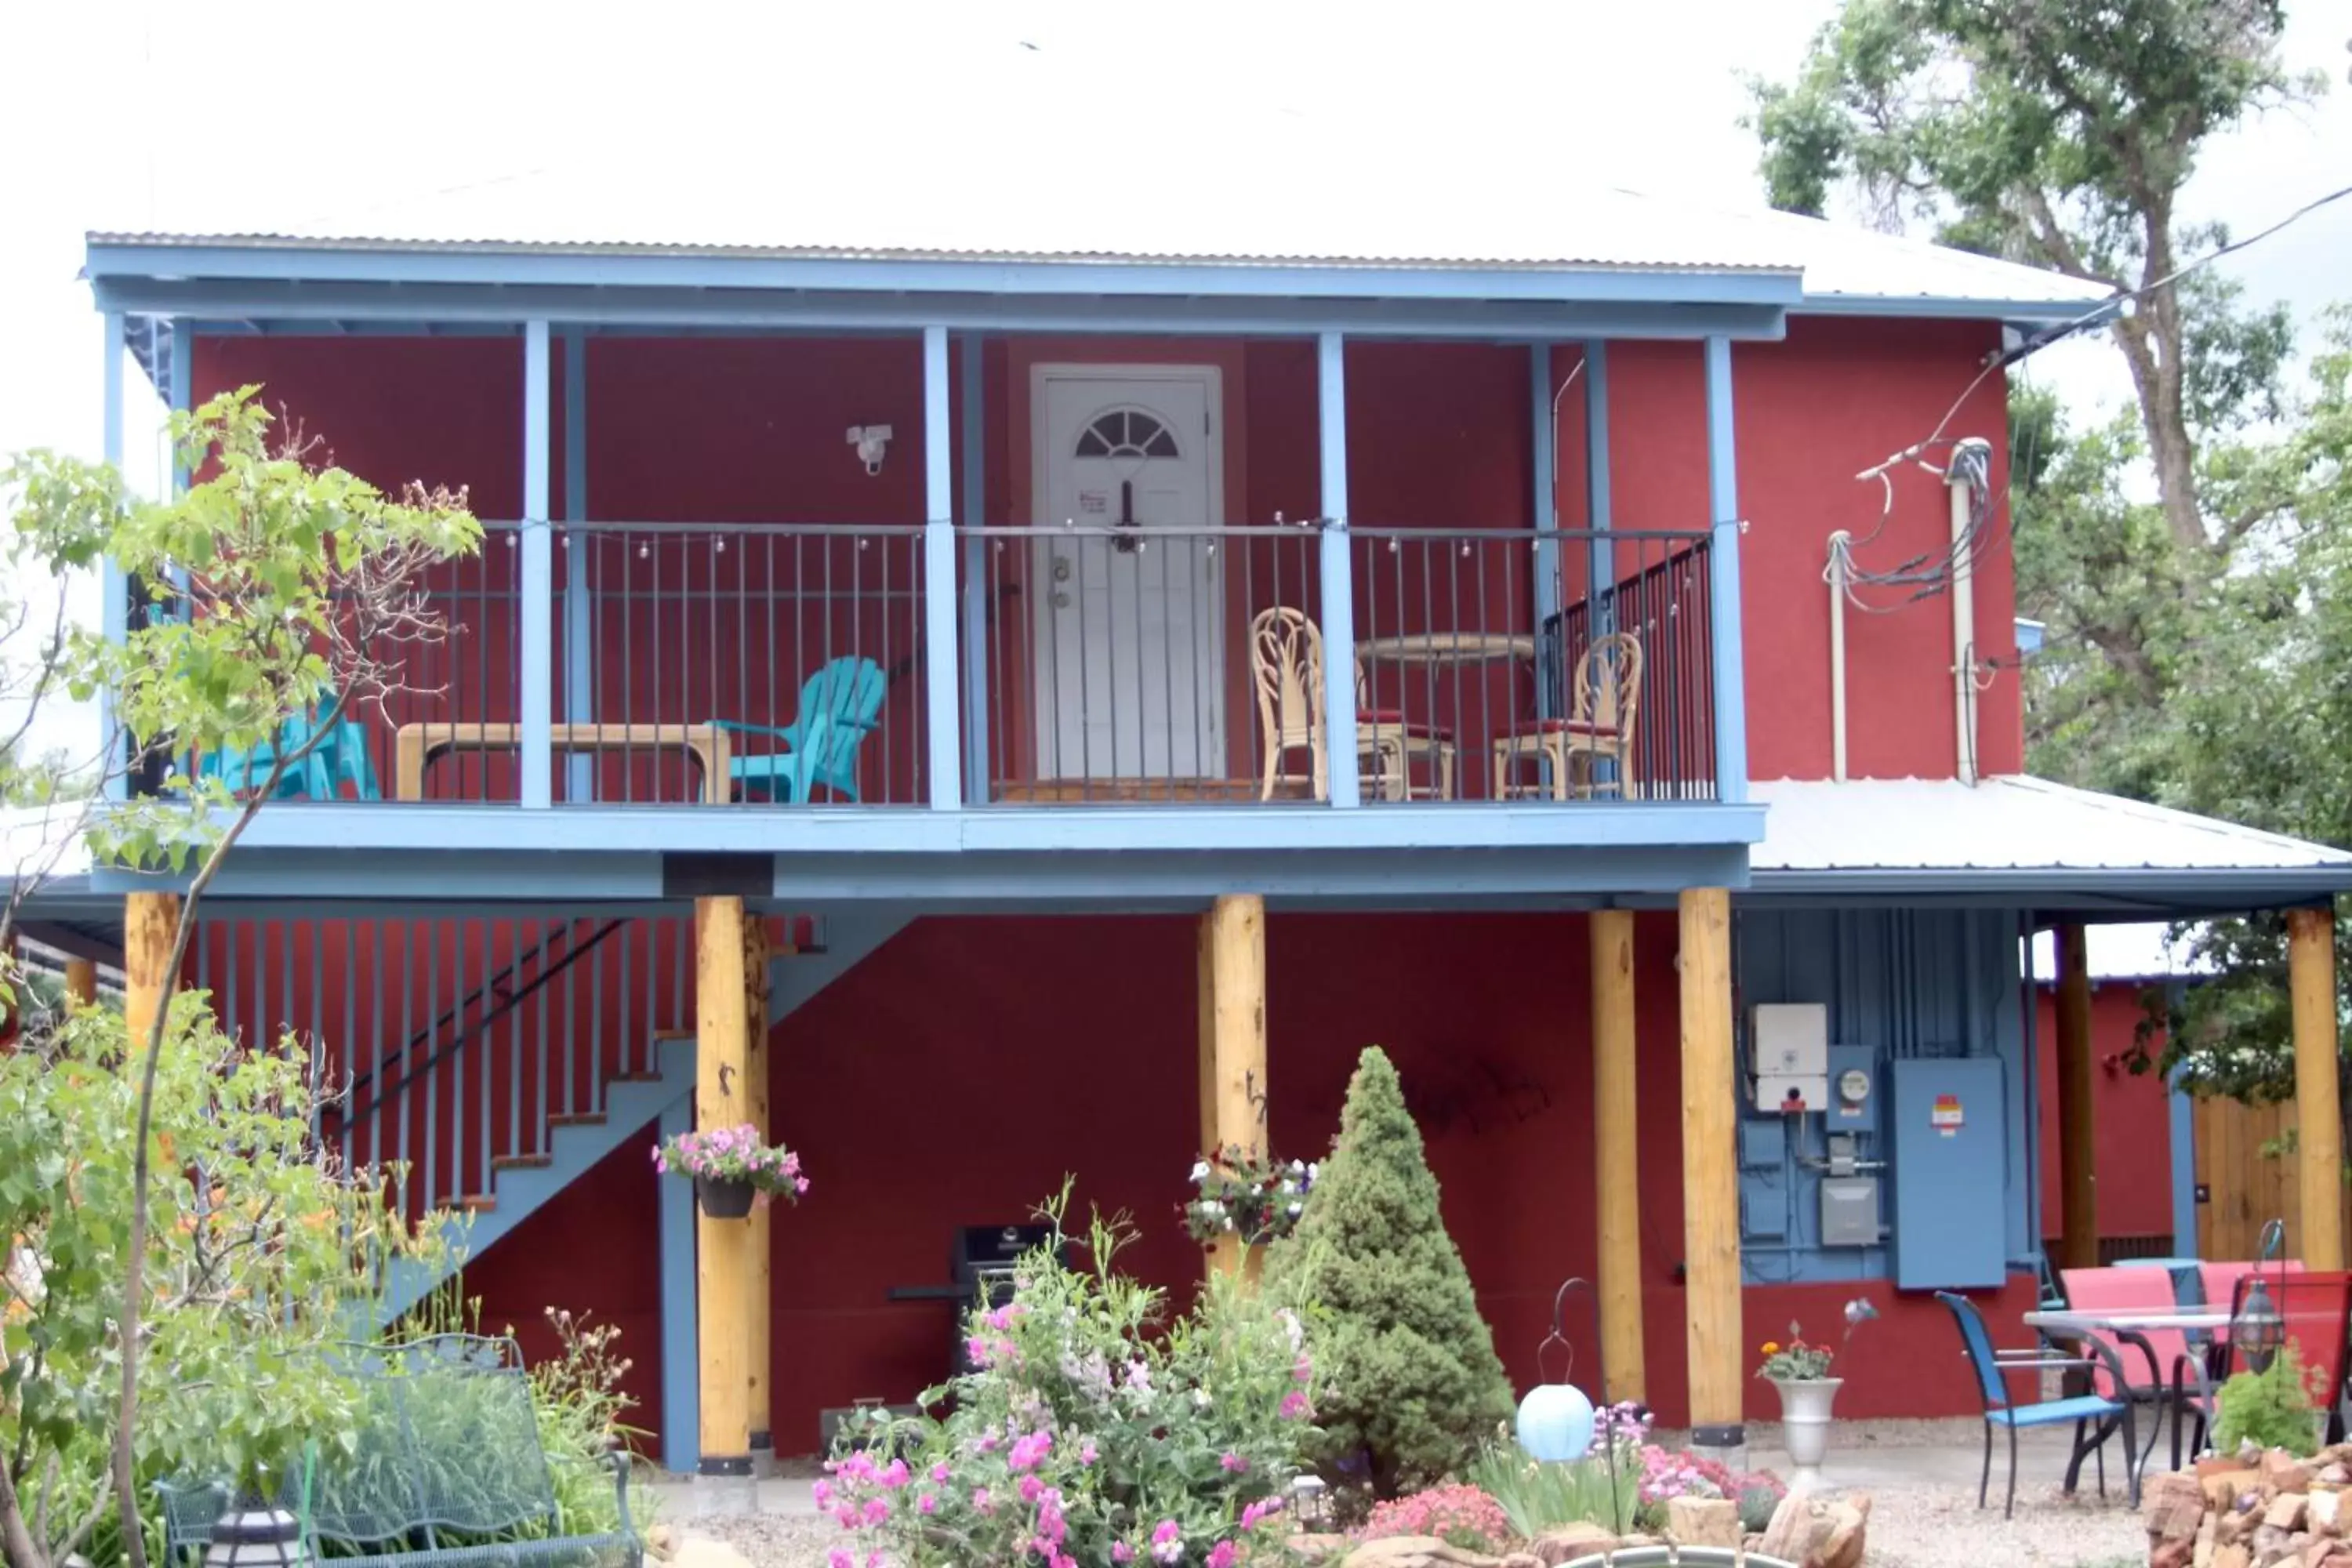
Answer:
[886,1223,1061,1378]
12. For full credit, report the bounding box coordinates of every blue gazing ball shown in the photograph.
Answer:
[1515,1381,1595,1462]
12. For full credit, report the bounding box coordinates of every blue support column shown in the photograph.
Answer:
[519,321,554,809]
[1316,332,1359,808]
[658,1093,699,1475]
[100,312,128,802]
[1529,347,1559,718]
[922,326,964,809]
[562,329,594,802]
[960,335,991,801]
[169,319,192,494]
[1584,340,1613,635]
[1703,337,1748,806]
[2167,982,2200,1258]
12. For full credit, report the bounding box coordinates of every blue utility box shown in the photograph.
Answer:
[1887,1058,2008,1290]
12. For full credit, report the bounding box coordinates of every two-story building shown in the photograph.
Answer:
[37,181,2352,1477]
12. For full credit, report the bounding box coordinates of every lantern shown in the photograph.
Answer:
[1515,1278,1606,1467]
[2234,1218,2290,1374]
[1515,1380,1596,1462]
[205,1504,306,1568]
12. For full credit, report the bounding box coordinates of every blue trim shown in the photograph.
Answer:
[2169,1048,2199,1259]
[959,334,990,799]
[85,241,1806,307]
[1317,332,1359,808]
[94,281,1791,344]
[100,312,127,804]
[168,319,192,493]
[562,328,595,801]
[922,326,963,809]
[1584,339,1613,635]
[1704,338,1748,805]
[519,322,554,808]
[1798,293,2117,325]
[1529,347,1559,695]
[1748,868,2352,904]
[659,1091,699,1475]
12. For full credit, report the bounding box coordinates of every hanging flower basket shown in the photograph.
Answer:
[695,1175,755,1218]
[1183,1146,1316,1247]
[653,1124,808,1221]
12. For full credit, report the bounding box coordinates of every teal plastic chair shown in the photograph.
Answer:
[716,657,887,803]
[197,691,383,802]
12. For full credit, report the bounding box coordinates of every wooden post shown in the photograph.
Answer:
[2289,907,2343,1271]
[124,893,180,1049]
[62,959,97,1007]
[1678,887,1740,1446]
[1197,895,1268,1280]
[743,916,773,1457]
[2055,923,2099,1272]
[694,895,753,1475]
[1592,909,1646,1404]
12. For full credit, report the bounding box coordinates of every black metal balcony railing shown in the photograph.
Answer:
[161,518,1726,811]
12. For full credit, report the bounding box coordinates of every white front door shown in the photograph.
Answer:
[1031,367,1223,782]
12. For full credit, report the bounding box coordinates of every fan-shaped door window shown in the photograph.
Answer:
[1074,407,1181,460]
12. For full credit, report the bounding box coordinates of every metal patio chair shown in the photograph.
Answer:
[1936,1289,2138,1519]
[2172,1268,2351,1468]
[716,655,887,803]
[197,688,383,801]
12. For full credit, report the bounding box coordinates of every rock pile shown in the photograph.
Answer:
[2145,1445,2352,1568]
[1324,1490,1868,1566]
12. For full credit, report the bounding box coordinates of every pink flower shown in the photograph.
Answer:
[916,1493,937,1515]
[1150,1519,1182,1565]
[1018,1474,1044,1504]
[859,1498,887,1527]
[1112,1547,1134,1565]
[1079,1439,1098,1465]
[1008,1431,1053,1472]
[972,1486,994,1515]
[930,1462,951,1483]
[811,1479,833,1508]
[880,1458,909,1490]
[1207,1544,1239,1568]
[1281,1390,1312,1421]
[1218,1450,1249,1473]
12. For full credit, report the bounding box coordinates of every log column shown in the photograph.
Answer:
[694,895,753,1479]
[1679,887,1740,1453]
[1592,910,1646,1404]
[124,893,180,1048]
[1198,895,1268,1280]
[743,916,774,1458]
[63,959,97,1007]
[2289,907,2343,1270]
[2055,924,2099,1272]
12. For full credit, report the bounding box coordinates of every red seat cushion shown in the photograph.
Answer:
[1526,717,1621,737]
[1356,709,1450,742]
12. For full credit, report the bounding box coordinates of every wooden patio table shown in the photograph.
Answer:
[394,722,733,804]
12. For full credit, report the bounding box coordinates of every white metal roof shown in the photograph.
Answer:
[86,160,2113,311]
[1752,775,2352,873]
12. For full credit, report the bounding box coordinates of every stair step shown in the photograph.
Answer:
[610,1070,666,1083]
[457,1195,497,1213]
[546,1112,608,1128]
[652,1029,696,1043]
[492,1155,552,1172]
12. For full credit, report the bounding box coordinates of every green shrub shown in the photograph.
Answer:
[2215,1343,2324,1457]
[1265,1047,1513,1497]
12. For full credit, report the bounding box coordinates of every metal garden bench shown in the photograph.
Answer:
[157,1335,640,1568]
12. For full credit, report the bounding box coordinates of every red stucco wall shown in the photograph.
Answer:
[448,913,2033,1454]
[194,316,2021,786]
[2034,982,2177,1244]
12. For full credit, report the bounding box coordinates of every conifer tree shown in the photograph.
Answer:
[1269,1046,1513,1497]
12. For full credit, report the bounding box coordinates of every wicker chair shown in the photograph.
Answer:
[1249,607,1454,802]
[1492,631,1642,800]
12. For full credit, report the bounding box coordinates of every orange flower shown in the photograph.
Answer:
[1760,1341,1780,1356]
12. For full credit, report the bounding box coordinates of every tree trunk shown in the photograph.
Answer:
[2118,216,2210,556]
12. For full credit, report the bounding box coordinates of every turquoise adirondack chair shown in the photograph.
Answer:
[716,657,888,803]
[197,691,383,801]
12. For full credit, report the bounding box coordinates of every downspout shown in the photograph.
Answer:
[1826,532,1849,782]
[1947,439,1991,787]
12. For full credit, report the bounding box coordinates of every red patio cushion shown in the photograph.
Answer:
[1524,717,1621,737]
[1356,709,1450,741]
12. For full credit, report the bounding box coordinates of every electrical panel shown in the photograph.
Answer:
[1820,1178,1880,1247]
[1887,1058,2008,1289]
[1751,1004,1828,1112]
[1739,1118,1787,1170]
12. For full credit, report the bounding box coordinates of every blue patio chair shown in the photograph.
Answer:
[196,691,382,801]
[715,657,887,803]
[1936,1289,2139,1519]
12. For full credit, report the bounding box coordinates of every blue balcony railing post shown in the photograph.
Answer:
[100,310,128,802]
[1704,336,1747,805]
[519,320,554,808]
[1316,332,1359,808]
[922,325,964,810]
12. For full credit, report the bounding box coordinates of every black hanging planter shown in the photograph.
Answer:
[696,1176,755,1219]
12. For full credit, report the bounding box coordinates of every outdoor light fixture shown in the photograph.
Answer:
[2233,1218,2290,1374]
[847,424,893,476]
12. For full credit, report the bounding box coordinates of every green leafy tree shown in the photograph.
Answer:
[1,388,476,1568]
[1265,1047,1512,1501]
[1748,0,2317,555]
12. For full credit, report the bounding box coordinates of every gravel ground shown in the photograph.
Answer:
[677,1512,850,1567]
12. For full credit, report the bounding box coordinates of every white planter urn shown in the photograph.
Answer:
[1770,1376,1842,1490]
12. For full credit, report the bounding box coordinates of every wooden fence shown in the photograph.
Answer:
[2193,1094,2352,1263]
